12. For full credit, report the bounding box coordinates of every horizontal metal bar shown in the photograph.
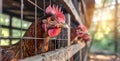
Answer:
[0,37,68,40]
[1,24,80,31]
[1,25,27,31]
[20,43,85,61]
[3,10,34,22]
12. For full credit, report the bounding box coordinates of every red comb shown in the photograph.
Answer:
[78,25,88,33]
[46,5,65,23]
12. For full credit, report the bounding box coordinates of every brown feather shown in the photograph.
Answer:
[1,19,50,61]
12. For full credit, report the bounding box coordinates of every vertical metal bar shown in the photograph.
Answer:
[58,36,60,48]
[20,0,24,59]
[0,48,2,61]
[80,50,82,61]
[0,0,2,45]
[9,16,12,46]
[43,0,45,16]
[67,14,70,46]
[62,28,63,47]
[35,0,37,55]
[74,52,80,61]
[67,14,70,61]
[55,38,56,49]
[50,0,51,5]
[0,0,2,14]
[84,46,88,61]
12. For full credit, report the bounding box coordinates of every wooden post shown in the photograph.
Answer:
[78,1,86,25]
[20,43,85,61]
[60,0,83,25]
[81,0,89,26]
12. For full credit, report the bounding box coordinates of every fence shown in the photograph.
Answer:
[0,0,90,61]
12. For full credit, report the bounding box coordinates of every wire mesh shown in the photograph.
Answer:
[0,0,87,61]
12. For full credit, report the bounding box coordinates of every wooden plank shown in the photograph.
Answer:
[81,0,89,26]
[20,43,85,61]
[60,0,83,25]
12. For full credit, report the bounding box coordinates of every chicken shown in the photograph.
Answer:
[48,25,90,61]
[1,5,68,61]
[50,25,90,51]
[70,25,90,61]
[71,25,90,44]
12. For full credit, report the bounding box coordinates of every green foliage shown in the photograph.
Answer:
[0,14,31,46]
[91,29,115,53]
[12,29,25,37]
[12,40,19,45]
[12,17,31,29]
[118,30,120,54]
[0,14,9,26]
[0,39,10,46]
[0,28,9,37]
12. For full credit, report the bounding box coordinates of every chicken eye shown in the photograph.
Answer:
[51,17,55,21]
[77,37,81,40]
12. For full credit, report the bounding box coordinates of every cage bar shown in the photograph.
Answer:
[35,0,37,55]
[67,14,70,46]
[0,0,2,46]
[20,0,24,58]
[0,0,2,14]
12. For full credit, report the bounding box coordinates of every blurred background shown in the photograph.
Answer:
[89,0,120,61]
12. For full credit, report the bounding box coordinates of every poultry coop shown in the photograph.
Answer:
[0,0,94,61]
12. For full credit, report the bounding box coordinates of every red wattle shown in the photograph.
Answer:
[48,28,61,37]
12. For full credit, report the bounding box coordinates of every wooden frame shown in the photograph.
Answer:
[60,0,83,25]
[20,43,85,61]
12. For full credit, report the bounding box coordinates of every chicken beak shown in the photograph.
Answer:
[59,23,69,28]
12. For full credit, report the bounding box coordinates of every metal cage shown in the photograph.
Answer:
[0,0,90,61]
